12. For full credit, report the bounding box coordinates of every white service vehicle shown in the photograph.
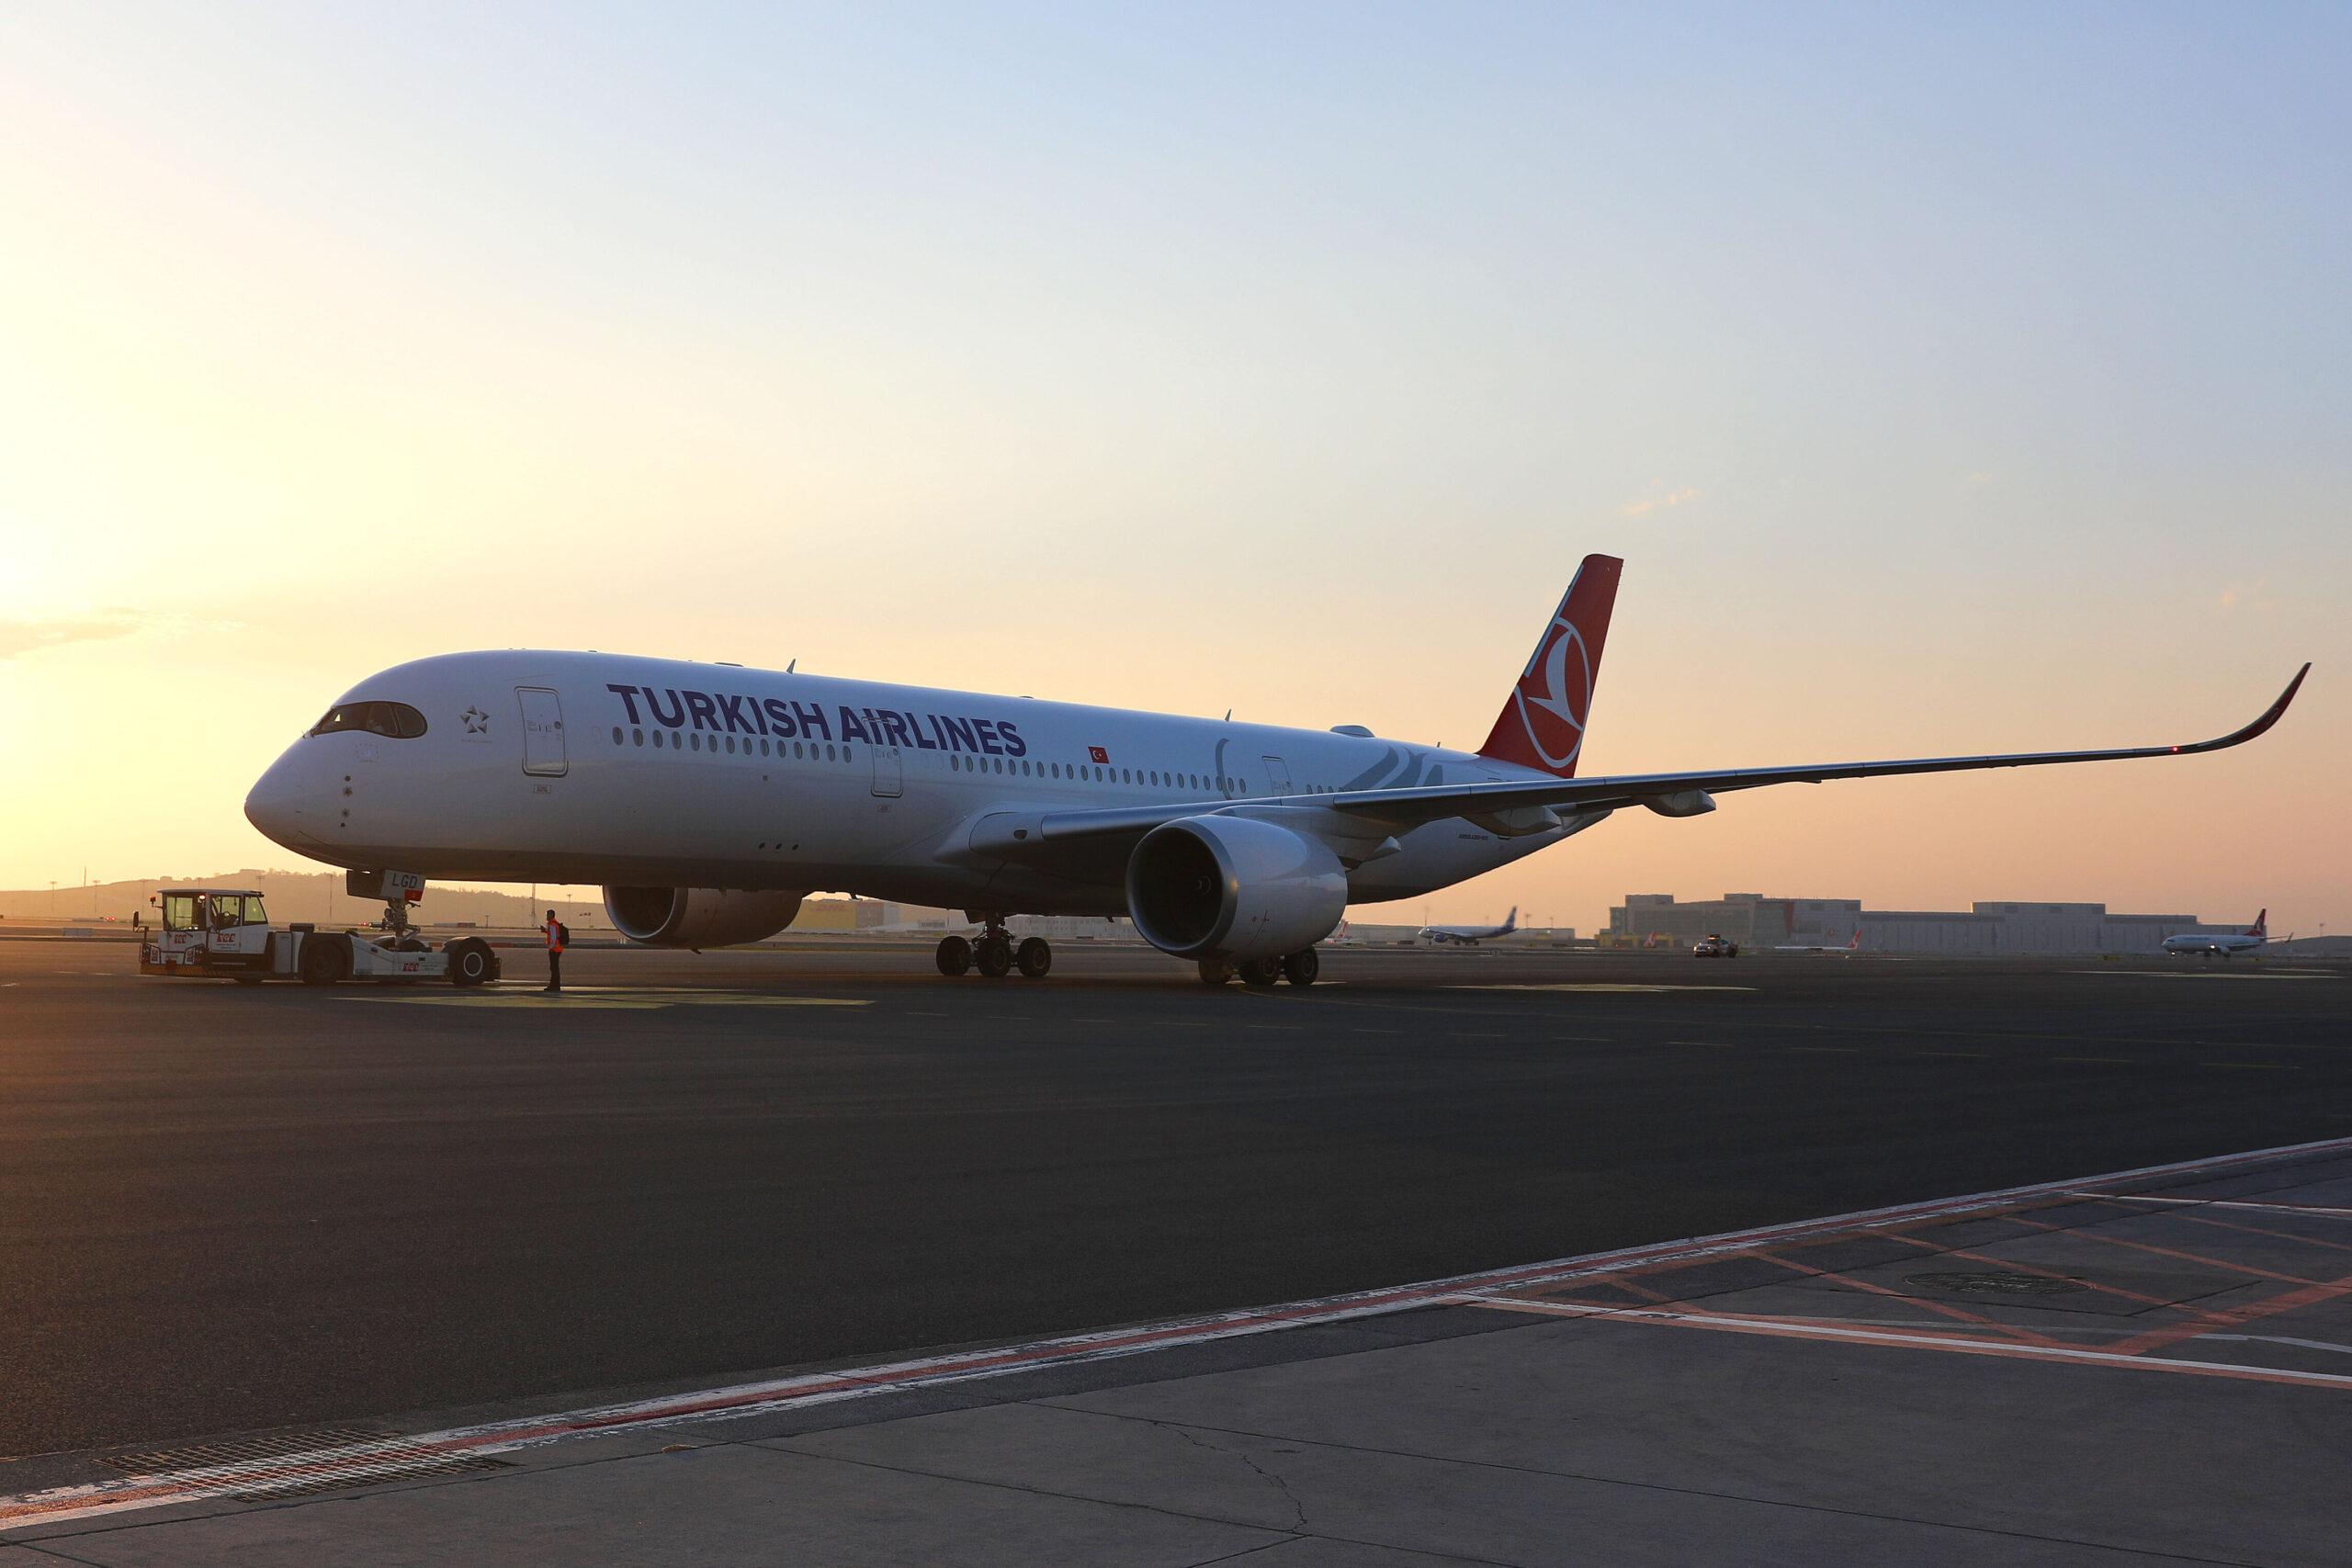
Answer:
[139,874,501,987]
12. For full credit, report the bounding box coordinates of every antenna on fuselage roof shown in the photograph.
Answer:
[786,659,797,673]
[1225,708,1232,721]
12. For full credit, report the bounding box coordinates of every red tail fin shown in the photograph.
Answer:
[2250,908,2267,938]
[1476,554,1623,778]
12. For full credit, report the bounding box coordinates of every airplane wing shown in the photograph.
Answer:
[960,666,2308,862]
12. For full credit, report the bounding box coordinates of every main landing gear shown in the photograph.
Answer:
[1198,949,1318,987]
[936,917,1053,980]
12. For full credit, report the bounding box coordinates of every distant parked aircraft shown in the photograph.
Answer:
[1421,908,1518,946]
[2162,911,2268,959]
[1775,931,1863,954]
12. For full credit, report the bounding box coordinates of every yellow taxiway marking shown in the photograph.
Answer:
[1451,983,1757,994]
[337,987,869,1010]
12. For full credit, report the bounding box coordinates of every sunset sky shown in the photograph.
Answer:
[3,5,2345,934]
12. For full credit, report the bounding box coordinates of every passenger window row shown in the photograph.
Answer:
[605,724,1254,795]
[611,728,850,762]
[943,755,1246,794]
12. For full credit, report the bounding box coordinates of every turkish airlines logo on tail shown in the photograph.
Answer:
[1475,554,1620,779]
[1512,615,1595,771]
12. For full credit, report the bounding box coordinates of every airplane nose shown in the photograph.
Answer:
[245,748,327,849]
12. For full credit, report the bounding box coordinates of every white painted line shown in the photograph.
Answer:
[2198,1334,2352,1356]
[1453,984,1756,994]
[2064,971,2335,981]
[7,1131,2351,1533]
[1476,1300,2352,1392]
[2069,1191,2352,1221]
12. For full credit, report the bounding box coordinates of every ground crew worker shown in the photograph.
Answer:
[543,908,566,993]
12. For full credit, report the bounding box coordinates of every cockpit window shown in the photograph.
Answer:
[311,701,428,739]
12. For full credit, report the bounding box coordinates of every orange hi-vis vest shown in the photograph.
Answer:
[545,919,566,953]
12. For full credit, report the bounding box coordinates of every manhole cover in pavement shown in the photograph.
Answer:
[1904,1271,2087,1296]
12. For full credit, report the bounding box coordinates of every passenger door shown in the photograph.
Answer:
[870,743,903,798]
[1261,755,1294,795]
[517,688,568,776]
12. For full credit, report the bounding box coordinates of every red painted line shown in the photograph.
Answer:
[2168,1211,2352,1256]
[1730,1246,2068,1348]
[1875,1229,2226,1319]
[2072,1192,2352,1220]
[2105,1274,2352,1359]
[2009,1213,2327,1287]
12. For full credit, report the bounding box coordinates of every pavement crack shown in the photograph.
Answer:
[1159,1421,1308,1532]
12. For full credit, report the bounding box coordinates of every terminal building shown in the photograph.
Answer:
[1605,894,2233,954]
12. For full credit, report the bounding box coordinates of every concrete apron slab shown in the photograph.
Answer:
[5,1134,2350,1564]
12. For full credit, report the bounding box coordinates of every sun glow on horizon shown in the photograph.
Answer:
[3,6,2346,934]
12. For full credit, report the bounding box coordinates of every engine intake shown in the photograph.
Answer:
[603,887,808,949]
[1125,816,1347,962]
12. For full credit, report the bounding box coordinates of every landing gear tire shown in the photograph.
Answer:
[1282,949,1319,986]
[935,935,973,976]
[448,938,495,987]
[1237,956,1283,987]
[1015,937,1052,979]
[1197,958,1233,987]
[976,932,1013,978]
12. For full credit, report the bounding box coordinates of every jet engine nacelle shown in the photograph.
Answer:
[1125,816,1347,962]
[603,886,808,949]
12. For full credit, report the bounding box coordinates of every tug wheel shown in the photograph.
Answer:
[298,935,347,987]
[447,939,494,987]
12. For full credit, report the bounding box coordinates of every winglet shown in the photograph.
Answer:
[1478,556,1623,778]
[2177,664,2309,754]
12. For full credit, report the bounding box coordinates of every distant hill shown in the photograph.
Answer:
[0,871,605,931]
[0,872,903,937]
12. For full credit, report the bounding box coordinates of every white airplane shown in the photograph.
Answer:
[1773,931,1864,954]
[2162,910,2269,959]
[1421,908,1518,945]
[243,555,2309,987]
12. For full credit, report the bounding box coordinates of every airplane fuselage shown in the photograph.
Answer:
[2161,933,2264,956]
[245,651,1576,914]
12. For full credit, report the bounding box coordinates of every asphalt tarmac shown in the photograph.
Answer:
[3,938,2346,1460]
